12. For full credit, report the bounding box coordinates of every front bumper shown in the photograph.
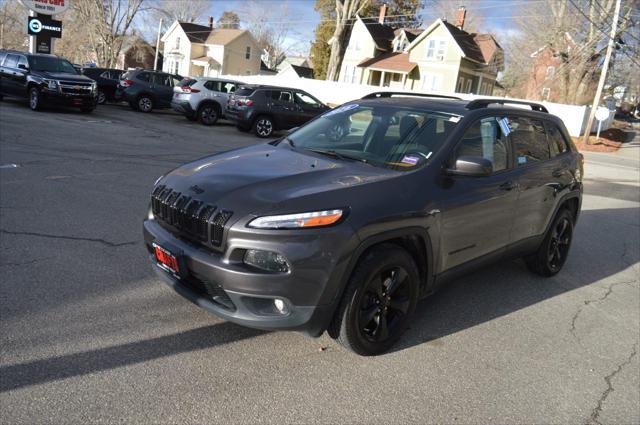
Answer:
[41,90,97,108]
[143,219,354,335]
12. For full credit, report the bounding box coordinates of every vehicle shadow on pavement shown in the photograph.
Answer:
[0,323,265,393]
[392,207,639,353]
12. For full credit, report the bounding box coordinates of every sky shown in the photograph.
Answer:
[181,0,528,56]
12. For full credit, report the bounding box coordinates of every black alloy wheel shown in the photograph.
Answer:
[29,87,41,111]
[97,90,106,104]
[198,104,218,126]
[526,208,574,276]
[332,244,419,355]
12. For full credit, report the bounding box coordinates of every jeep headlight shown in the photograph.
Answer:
[44,79,58,90]
[248,209,344,229]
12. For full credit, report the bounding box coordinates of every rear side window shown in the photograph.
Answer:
[235,87,255,96]
[4,54,19,68]
[270,90,292,102]
[204,80,221,91]
[136,72,150,82]
[545,122,569,156]
[508,117,550,166]
[454,117,509,172]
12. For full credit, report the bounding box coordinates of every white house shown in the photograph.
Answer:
[161,20,261,77]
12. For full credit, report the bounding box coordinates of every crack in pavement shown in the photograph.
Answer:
[0,257,54,268]
[0,229,138,248]
[569,280,637,339]
[588,342,638,425]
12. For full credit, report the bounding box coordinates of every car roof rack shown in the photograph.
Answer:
[362,91,462,100]
[466,98,548,113]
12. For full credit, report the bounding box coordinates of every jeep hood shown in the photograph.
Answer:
[160,143,400,215]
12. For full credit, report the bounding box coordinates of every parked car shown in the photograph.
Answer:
[144,92,583,355]
[171,77,243,125]
[225,84,329,137]
[82,67,125,104]
[0,50,97,113]
[115,69,182,112]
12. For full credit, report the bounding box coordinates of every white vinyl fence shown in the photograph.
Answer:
[221,73,612,137]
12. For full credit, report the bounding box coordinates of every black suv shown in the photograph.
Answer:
[82,67,125,104]
[0,50,97,112]
[225,84,329,137]
[144,93,583,355]
[116,69,182,112]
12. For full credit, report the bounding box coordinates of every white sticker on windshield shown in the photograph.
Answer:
[449,116,461,123]
[498,117,512,136]
[323,103,359,117]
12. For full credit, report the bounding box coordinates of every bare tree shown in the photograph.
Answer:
[242,1,291,70]
[148,0,210,32]
[326,0,370,81]
[428,0,484,32]
[504,0,636,104]
[217,11,241,29]
[0,0,28,50]
[73,0,147,68]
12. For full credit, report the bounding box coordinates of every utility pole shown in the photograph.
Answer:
[582,0,621,145]
[154,18,163,71]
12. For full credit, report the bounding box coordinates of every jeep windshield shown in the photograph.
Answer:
[287,103,460,170]
[28,56,78,74]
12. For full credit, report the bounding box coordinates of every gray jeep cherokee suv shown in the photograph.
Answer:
[143,92,583,355]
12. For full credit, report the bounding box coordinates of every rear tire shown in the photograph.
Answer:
[137,95,153,113]
[332,244,419,356]
[29,87,41,111]
[253,115,274,138]
[197,103,219,126]
[525,208,574,277]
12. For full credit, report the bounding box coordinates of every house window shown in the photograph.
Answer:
[135,50,144,63]
[426,40,447,61]
[245,46,251,60]
[456,78,464,93]
[175,37,180,50]
[465,79,472,93]
[542,87,550,101]
[545,66,555,79]
[421,73,441,91]
[173,60,179,75]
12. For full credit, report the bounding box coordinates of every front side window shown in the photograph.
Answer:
[295,92,320,107]
[4,54,19,68]
[17,56,29,69]
[508,117,550,166]
[453,117,509,172]
[286,104,460,171]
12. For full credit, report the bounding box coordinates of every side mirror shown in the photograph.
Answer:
[446,156,493,176]
[18,64,28,70]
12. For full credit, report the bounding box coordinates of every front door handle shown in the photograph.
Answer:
[499,181,518,191]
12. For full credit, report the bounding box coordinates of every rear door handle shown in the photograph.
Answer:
[499,181,518,191]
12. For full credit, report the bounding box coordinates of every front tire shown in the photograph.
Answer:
[198,103,219,126]
[29,87,41,111]
[253,115,274,138]
[525,208,574,276]
[137,95,153,113]
[332,244,419,356]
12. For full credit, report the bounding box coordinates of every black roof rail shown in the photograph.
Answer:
[466,98,549,113]
[362,91,462,100]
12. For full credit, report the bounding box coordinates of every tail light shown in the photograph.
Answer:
[121,79,133,88]
[237,98,254,106]
[181,86,200,93]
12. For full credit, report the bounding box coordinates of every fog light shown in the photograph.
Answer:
[243,249,289,273]
[274,299,286,313]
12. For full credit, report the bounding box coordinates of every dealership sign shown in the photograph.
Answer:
[19,0,69,15]
[28,16,62,38]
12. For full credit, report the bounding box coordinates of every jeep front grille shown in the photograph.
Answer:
[151,185,233,248]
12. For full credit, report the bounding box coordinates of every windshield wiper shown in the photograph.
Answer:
[305,148,370,165]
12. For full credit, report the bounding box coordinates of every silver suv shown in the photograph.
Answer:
[171,77,243,125]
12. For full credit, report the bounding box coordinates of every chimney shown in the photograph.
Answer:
[455,6,466,30]
[378,3,387,24]
[208,16,213,29]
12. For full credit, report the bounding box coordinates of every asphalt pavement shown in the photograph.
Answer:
[1,99,638,424]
